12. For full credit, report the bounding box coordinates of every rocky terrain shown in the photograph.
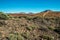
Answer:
[0,10,60,40]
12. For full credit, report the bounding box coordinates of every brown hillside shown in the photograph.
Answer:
[9,10,60,18]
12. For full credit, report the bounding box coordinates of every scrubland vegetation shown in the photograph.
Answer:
[0,10,60,40]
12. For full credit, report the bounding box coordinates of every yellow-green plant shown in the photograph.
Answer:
[8,34,17,40]
[0,12,9,20]
[41,35,54,40]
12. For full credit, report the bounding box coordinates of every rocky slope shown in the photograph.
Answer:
[0,17,60,40]
[0,10,60,40]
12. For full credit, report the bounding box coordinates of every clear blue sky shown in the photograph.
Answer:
[0,0,60,13]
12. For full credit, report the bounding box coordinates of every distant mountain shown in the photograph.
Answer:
[34,10,60,18]
[9,10,60,17]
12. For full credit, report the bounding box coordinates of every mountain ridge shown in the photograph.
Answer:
[9,10,60,17]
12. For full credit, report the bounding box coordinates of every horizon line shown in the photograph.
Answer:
[0,10,60,13]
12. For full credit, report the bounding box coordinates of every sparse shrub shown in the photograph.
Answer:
[8,33,25,40]
[0,21,6,26]
[8,15,14,19]
[54,27,60,34]
[18,16,21,18]
[40,35,54,40]
[8,34,17,40]
[48,26,55,30]
[17,34,24,40]
[21,32,30,39]
[25,16,34,20]
[0,32,2,38]
[38,27,48,32]
[0,12,9,20]
[26,25,37,31]
[26,26,32,31]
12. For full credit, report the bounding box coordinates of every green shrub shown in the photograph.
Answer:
[41,35,54,40]
[25,16,33,20]
[17,34,24,40]
[48,26,55,30]
[21,32,30,39]
[8,33,25,40]
[26,25,37,31]
[8,34,17,40]
[26,26,33,31]
[0,12,9,20]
